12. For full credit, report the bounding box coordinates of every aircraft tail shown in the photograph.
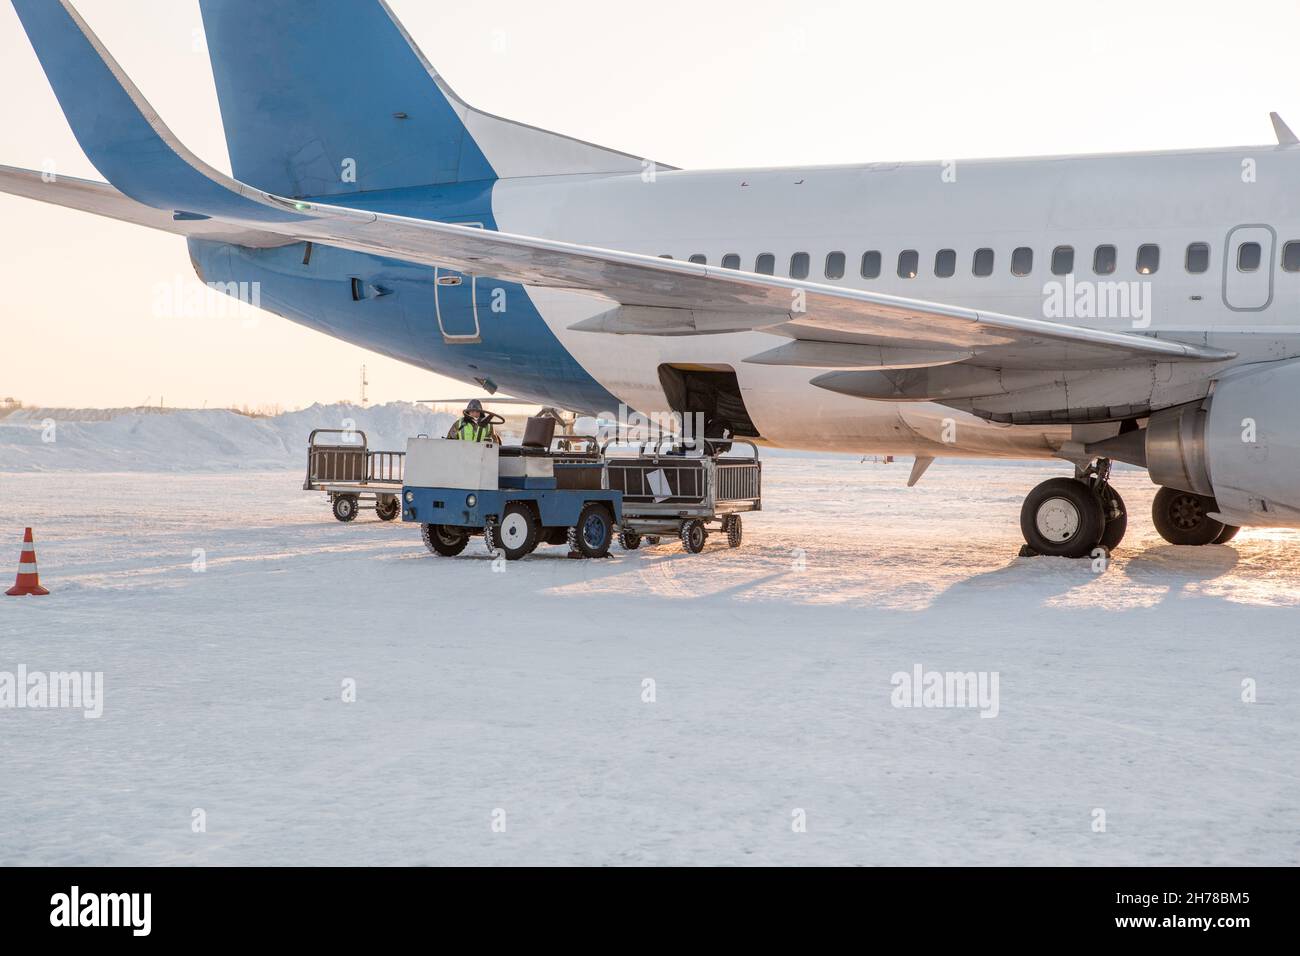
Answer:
[196,0,662,198]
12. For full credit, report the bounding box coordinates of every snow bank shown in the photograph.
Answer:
[0,402,458,472]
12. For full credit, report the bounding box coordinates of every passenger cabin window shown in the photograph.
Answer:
[972,248,994,277]
[1136,244,1159,275]
[898,249,919,278]
[934,249,956,278]
[1185,242,1210,274]
[688,254,707,265]
[1238,242,1262,272]
[1051,246,1074,275]
[861,250,882,279]
[755,253,775,275]
[1093,244,1117,275]
[1011,247,1033,276]
[1283,241,1300,273]
[825,251,846,279]
[721,254,741,270]
[790,252,811,279]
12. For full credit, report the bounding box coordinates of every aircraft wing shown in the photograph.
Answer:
[9,0,1236,397]
[0,165,290,248]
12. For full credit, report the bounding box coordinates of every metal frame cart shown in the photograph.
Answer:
[304,428,406,522]
[604,438,762,553]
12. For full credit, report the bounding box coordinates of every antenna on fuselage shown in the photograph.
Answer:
[1270,112,1298,146]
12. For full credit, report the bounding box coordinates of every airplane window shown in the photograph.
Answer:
[721,254,741,270]
[934,249,956,278]
[756,253,775,275]
[1238,242,1261,272]
[1136,244,1159,275]
[1093,244,1117,275]
[1185,242,1210,274]
[790,252,811,279]
[1283,242,1300,272]
[825,251,846,280]
[972,248,994,276]
[1051,246,1074,275]
[1011,247,1033,276]
[861,250,882,279]
[897,249,919,278]
[689,254,707,265]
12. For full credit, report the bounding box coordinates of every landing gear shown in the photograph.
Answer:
[1151,487,1229,546]
[1019,459,1127,558]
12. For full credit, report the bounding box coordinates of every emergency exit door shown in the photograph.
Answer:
[1223,224,1275,312]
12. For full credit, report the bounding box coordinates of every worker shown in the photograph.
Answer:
[447,399,497,443]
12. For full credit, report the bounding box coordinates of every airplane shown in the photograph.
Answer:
[5,0,1300,559]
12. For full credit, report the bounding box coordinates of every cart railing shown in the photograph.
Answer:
[607,459,706,503]
[716,461,761,503]
[305,428,405,489]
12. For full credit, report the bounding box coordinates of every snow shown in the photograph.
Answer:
[1,410,1298,865]
[0,402,456,472]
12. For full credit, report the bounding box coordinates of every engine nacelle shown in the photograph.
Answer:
[1146,359,1300,527]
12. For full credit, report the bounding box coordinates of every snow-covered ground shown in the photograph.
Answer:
[0,402,456,472]
[1,414,1298,864]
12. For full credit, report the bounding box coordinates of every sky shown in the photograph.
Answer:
[3,0,1300,409]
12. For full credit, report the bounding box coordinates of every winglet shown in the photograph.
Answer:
[10,0,303,223]
[1271,112,1299,146]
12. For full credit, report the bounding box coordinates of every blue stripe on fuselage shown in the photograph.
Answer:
[187,180,620,414]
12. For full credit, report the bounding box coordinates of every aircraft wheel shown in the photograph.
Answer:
[1098,486,1128,552]
[1213,524,1241,544]
[1020,478,1105,558]
[1152,487,1225,546]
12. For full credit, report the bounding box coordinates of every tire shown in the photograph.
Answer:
[568,503,614,558]
[485,503,538,560]
[1098,486,1128,552]
[1213,524,1241,544]
[645,536,661,546]
[332,494,359,523]
[1151,487,1226,546]
[618,529,642,551]
[680,518,707,554]
[422,523,468,556]
[375,496,399,522]
[1019,477,1105,559]
[723,514,743,548]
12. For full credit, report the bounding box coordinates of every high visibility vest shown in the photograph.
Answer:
[455,419,494,442]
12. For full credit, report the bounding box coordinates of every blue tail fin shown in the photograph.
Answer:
[197,0,659,198]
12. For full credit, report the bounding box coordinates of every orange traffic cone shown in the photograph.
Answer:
[6,528,49,596]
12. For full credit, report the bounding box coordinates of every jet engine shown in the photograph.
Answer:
[1143,358,1300,527]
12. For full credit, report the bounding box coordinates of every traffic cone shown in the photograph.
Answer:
[6,528,49,596]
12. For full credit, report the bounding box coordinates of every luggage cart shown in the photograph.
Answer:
[604,438,762,553]
[304,428,406,522]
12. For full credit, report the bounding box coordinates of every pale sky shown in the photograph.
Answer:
[2,0,1299,408]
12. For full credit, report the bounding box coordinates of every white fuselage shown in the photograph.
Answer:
[491,144,1300,457]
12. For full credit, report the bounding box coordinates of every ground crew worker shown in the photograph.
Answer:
[447,399,497,443]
